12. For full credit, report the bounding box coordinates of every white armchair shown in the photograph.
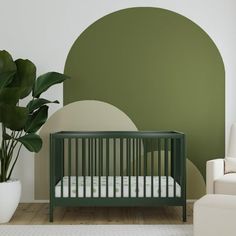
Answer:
[206,123,236,195]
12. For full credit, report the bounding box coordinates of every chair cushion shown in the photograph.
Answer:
[225,157,236,173]
[194,194,236,210]
[194,194,236,236]
[215,173,236,195]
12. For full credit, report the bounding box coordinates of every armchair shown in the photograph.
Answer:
[206,123,236,195]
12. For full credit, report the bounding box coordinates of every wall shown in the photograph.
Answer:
[63,7,225,183]
[0,0,235,202]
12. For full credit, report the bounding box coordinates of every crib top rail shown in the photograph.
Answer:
[50,131,184,139]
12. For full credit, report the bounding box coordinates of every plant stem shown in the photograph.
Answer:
[8,131,22,157]
[6,131,16,167]
[7,144,22,180]
[6,131,15,154]
[6,130,23,176]
[1,124,7,182]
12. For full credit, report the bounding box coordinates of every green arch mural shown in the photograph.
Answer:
[64,7,225,195]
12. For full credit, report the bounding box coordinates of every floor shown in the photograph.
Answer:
[7,203,193,225]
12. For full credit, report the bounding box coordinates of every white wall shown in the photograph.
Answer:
[0,0,235,202]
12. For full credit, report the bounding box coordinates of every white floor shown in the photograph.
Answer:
[0,225,193,236]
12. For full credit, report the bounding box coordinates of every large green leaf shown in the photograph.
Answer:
[27,98,59,113]
[8,59,36,99]
[33,72,70,98]
[0,104,29,131]
[24,105,48,133]
[0,87,21,105]
[0,50,17,90]
[17,134,42,152]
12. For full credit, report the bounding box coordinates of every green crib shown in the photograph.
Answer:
[49,131,186,222]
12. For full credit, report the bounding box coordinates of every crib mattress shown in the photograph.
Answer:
[55,176,181,198]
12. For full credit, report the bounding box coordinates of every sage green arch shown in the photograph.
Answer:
[64,7,225,187]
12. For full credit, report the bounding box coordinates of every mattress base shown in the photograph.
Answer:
[55,176,181,198]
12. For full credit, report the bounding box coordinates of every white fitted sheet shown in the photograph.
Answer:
[55,176,181,198]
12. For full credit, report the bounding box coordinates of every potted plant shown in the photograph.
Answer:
[0,50,69,223]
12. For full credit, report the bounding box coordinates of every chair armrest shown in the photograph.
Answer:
[206,159,225,194]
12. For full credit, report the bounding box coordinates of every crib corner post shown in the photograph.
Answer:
[182,203,187,222]
[49,133,55,223]
[49,204,54,222]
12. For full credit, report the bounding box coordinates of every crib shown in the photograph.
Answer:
[49,131,186,222]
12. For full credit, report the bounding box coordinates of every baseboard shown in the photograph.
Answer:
[20,200,49,203]
[187,199,196,203]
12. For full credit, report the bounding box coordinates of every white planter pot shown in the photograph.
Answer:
[0,179,21,223]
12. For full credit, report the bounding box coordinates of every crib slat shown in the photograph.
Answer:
[139,139,141,176]
[136,138,138,198]
[180,136,185,198]
[88,139,90,197]
[91,138,94,198]
[61,138,64,198]
[95,138,97,176]
[113,138,116,198]
[128,138,131,198]
[173,138,176,198]
[120,138,124,198]
[106,138,109,198]
[68,138,71,198]
[144,139,147,198]
[82,139,86,198]
[158,138,161,197]
[151,139,154,198]
[88,138,91,177]
[126,139,129,177]
[165,138,169,198]
[99,138,102,198]
[101,139,103,177]
[132,139,135,176]
[181,135,187,222]
[76,138,78,198]
[138,138,141,197]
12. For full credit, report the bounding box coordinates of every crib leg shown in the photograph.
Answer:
[49,204,54,222]
[182,204,187,222]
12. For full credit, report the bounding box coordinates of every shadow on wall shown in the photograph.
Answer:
[35,100,138,199]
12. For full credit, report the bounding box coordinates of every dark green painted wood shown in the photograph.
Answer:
[113,138,116,198]
[99,138,102,198]
[144,139,147,198]
[151,139,154,198]
[158,139,161,197]
[82,139,86,198]
[68,139,71,198]
[128,138,131,198]
[91,139,94,198]
[49,131,186,222]
[49,134,55,222]
[165,139,169,198]
[120,138,124,198]
[60,139,64,199]
[76,139,79,198]
[106,138,109,197]
[54,197,185,207]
